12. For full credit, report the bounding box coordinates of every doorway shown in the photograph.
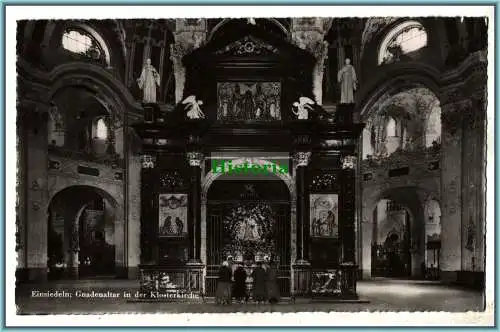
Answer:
[371,199,412,278]
[47,186,118,279]
[205,180,291,296]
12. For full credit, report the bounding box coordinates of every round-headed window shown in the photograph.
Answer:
[378,21,428,65]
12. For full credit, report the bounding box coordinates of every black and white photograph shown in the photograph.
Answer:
[6,4,494,327]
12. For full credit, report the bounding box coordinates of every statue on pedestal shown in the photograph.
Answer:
[337,58,358,104]
[137,58,160,103]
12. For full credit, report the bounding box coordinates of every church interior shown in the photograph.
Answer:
[16,17,487,311]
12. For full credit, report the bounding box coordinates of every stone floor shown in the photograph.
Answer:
[15,278,485,314]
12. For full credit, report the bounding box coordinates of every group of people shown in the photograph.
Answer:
[216,258,280,305]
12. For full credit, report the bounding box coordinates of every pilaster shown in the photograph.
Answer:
[20,100,50,281]
[186,151,204,264]
[439,96,470,274]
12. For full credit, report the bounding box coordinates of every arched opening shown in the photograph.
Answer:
[361,85,441,159]
[95,117,108,140]
[424,199,442,280]
[386,117,397,137]
[425,103,442,147]
[47,186,120,280]
[378,20,428,65]
[204,169,292,297]
[49,87,116,156]
[384,115,404,155]
[371,199,412,278]
[363,186,427,279]
[207,18,289,43]
[47,101,65,147]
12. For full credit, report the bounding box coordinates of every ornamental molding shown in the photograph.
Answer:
[214,35,279,57]
[186,151,204,167]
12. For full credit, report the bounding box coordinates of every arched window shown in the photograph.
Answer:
[62,26,110,65]
[370,125,377,149]
[425,105,442,147]
[386,117,397,137]
[378,21,428,65]
[95,118,108,140]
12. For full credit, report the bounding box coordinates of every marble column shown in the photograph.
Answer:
[293,151,311,263]
[292,151,311,297]
[341,155,357,263]
[186,151,203,263]
[185,151,204,294]
[127,154,142,278]
[439,97,470,282]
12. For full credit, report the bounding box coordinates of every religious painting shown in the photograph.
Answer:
[217,82,281,121]
[311,270,342,296]
[310,194,339,238]
[222,202,276,262]
[158,194,188,237]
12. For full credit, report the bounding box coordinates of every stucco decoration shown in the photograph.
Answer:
[364,87,441,157]
[376,88,440,119]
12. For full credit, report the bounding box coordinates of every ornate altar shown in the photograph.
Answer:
[133,20,363,300]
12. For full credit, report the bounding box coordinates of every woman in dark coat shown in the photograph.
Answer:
[251,261,267,304]
[215,261,232,305]
[232,264,248,303]
[266,261,280,304]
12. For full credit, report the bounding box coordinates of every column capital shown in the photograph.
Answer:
[293,151,312,167]
[341,155,357,170]
[186,151,204,167]
[441,98,472,137]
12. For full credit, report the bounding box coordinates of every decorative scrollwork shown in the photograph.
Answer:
[214,36,279,56]
[309,172,339,192]
[159,171,185,190]
[293,152,311,167]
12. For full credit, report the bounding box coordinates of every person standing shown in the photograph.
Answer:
[251,261,267,304]
[215,261,232,305]
[232,263,248,303]
[266,260,280,304]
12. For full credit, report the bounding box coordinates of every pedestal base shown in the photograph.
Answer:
[185,261,204,294]
[292,261,311,297]
[138,264,204,300]
[142,103,159,123]
[336,103,355,124]
[310,263,358,300]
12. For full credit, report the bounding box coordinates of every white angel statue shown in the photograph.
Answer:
[182,95,205,119]
[292,96,315,120]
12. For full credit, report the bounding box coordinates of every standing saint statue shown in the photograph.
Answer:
[337,58,358,104]
[137,58,160,103]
